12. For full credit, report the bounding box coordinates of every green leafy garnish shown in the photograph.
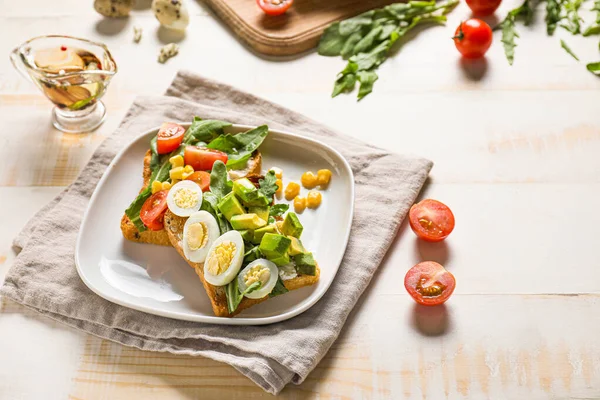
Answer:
[226,279,261,314]
[258,170,278,203]
[243,246,262,264]
[269,277,289,298]
[184,117,231,144]
[587,61,600,75]
[560,0,583,34]
[560,39,580,60]
[546,0,563,35]
[318,0,458,100]
[269,204,289,218]
[583,25,600,36]
[201,192,231,235]
[207,125,269,170]
[124,187,152,232]
[208,160,233,200]
[498,0,534,65]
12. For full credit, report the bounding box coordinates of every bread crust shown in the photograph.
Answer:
[164,211,320,317]
[120,150,262,246]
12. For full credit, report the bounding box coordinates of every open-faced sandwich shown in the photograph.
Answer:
[121,117,320,317]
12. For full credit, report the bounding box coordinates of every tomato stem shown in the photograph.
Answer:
[452,21,465,41]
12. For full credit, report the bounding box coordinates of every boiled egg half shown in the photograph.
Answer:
[237,259,279,299]
[166,180,202,217]
[204,230,244,286]
[182,211,220,263]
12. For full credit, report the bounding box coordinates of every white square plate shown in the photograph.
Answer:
[76,124,354,325]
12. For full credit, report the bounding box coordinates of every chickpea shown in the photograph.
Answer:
[284,182,300,201]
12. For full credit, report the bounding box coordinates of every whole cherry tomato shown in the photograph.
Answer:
[453,19,493,59]
[466,0,502,16]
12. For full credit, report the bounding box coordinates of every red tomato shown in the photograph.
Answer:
[409,199,455,242]
[453,19,493,59]
[184,146,228,171]
[140,190,168,231]
[257,0,293,16]
[404,262,456,306]
[185,171,211,192]
[156,123,185,154]
[466,0,502,15]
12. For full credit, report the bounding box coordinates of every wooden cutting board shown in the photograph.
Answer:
[203,0,399,56]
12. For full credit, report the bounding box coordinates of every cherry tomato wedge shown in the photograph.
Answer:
[453,19,493,59]
[405,261,456,306]
[184,146,228,171]
[257,0,293,16]
[156,123,185,154]
[185,171,211,192]
[140,190,168,231]
[409,199,455,242]
[466,0,502,16]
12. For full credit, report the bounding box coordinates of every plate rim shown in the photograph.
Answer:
[75,123,355,325]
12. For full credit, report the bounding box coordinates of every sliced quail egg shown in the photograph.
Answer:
[166,180,202,217]
[238,259,279,299]
[204,230,244,286]
[182,211,220,263]
[152,0,190,31]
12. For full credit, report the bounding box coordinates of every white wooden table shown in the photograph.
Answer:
[1,0,600,398]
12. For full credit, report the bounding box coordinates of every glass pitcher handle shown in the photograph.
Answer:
[10,47,32,82]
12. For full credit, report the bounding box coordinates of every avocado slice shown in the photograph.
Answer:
[281,212,303,238]
[294,252,317,276]
[238,229,255,243]
[252,224,277,244]
[230,213,267,230]
[248,205,270,222]
[233,178,269,207]
[269,253,290,267]
[288,236,306,256]
[217,192,245,221]
[259,233,291,263]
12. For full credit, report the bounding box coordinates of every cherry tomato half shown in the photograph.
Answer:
[184,146,228,171]
[140,190,169,231]
[405,261,456,306]
[466,0,502,16]
[156,123,185,154]
[185,171,211,192]
[453,19,493,59]
[409,199,455,242]
[257,0,293,16]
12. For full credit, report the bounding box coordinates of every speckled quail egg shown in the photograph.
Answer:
[152,0,190,31]
[182,211,220,263]
[94,0,134,17]
[204,231,244,286]
[166,180,203,217]
[237,259,279,299]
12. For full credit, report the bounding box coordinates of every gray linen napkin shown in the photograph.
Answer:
[1,71,432,395]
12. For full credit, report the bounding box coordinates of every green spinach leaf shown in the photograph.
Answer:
[560,39,580,60]
[357,70,379,100]
[545,0,563,35]
[201,192,231,235]
[587,61,600,75]
[560,0,583,34]
[184,117,231,144]
[124,187,152,232]
[269,204,289,218]
[318,23,346,56]
[269,277,289,297]
[583,25,600,36]
[209,160,232,200]
[226,279,261,314]
[207,125,269,170]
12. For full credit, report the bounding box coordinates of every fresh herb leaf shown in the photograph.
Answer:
[226,279,261,314]
[207,125,269,170]
[244,246,262,264]
[124,187,152,232]
[201,192,231,235]
[209,160,232,199]
[269,277,289,297]
[583,25,600,36]
[498,0,534,65]
[356,70,379,99]
[322,0,457,100]
[560,0,583,34]
[184,117,231,145]
[560,39,580,60]
[587,61,600,75]
[545,0,563,35]
[258,171,279,202]
[269,204,289,218]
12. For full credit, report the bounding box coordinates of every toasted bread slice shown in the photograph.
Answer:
[121,150,262,246]
[164,211,320,317]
